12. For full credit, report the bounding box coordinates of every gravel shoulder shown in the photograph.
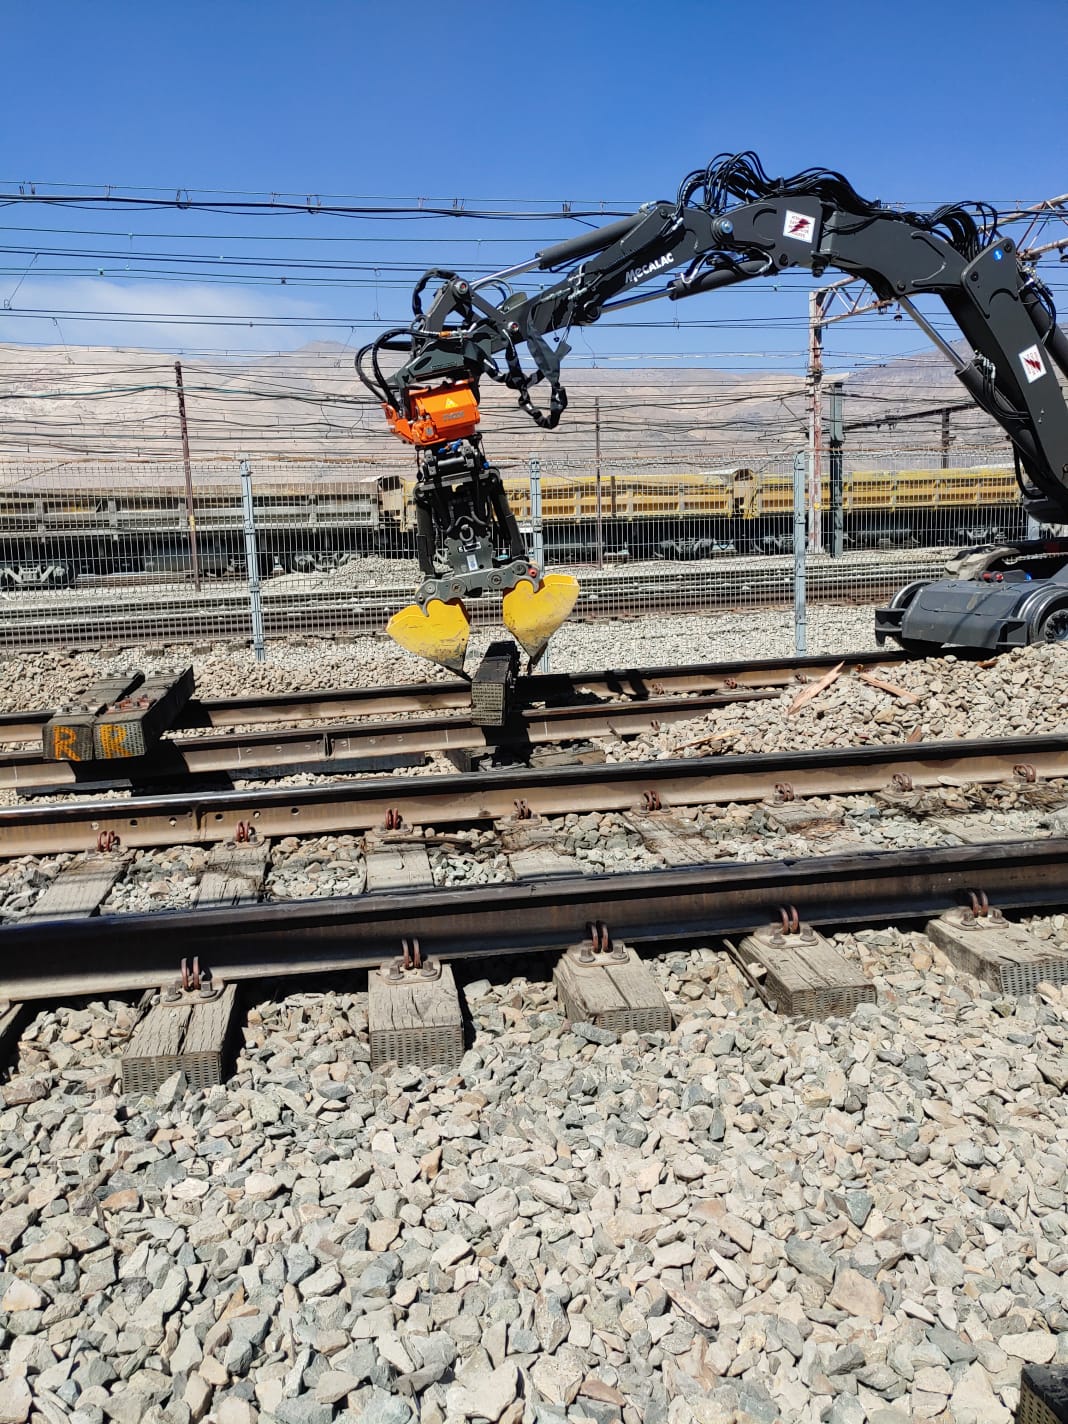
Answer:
[0,619,1065,1424]
[0,932,1065,1424]
[0,604,882,714]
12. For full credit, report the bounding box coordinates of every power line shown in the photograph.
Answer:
[1,178,645,206]
[0,224,607,247]
[0,190,634,221]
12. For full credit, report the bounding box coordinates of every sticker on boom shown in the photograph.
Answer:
[783,210,816,243]
[1019,344,1047,384]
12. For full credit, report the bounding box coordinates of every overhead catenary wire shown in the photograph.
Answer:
[2,168,1066,462]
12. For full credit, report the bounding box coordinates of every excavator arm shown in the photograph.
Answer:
[358,154,1068,670]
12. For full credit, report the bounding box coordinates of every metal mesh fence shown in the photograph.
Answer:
[0,450,1024,652]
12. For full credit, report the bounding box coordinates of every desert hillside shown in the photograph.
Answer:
[0,340,1012,468]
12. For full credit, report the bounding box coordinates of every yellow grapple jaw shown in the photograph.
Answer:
[502,573,580,665]
[386,572,580,674]
[386,598,471,675]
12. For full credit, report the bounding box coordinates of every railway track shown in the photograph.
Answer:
[1,837,1066,1002]
[0,552,944,647]
[0,648,911,746]
[1,646,1064,1045]
[0,648,921,790]
[1,723,1064,855]
[0,689,782,791]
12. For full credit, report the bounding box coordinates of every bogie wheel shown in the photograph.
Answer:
[887,578,929,611]
[1032,604,1068,645]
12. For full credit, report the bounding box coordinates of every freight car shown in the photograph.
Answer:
[0,462,1026,585]
[0,469,407,585]
[398,463,1027,561]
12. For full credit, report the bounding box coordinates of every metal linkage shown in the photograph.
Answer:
[951,888,1008,929]
[568,921,629,966]
[160,956,224,1003]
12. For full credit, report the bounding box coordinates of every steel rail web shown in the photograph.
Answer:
[0,558,945,648]
[2,731,1067,858]
[0,560,943,617]
[0,564,934,617]
[0,690,783,790]
[0,648,910,743]
[2,838,1067,1001]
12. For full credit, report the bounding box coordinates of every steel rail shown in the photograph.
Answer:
[2,837,1065,1001]
[1,731,1065,859]
[0,553,945,615]
[0,690,777,791]
[0,556,944,648]
[0,649,909,745]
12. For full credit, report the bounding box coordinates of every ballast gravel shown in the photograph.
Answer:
[267,837,367,901]
[0,621,1066,1422]
[0,936,1065,1424]
[605,641,1068,763]
[0,604,881,714]
[100,848,207,916]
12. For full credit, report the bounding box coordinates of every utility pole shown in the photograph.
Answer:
[792,450,807,653]
[940,407,951,469]
[173,361,201,591]
[807,290,828,554]
[240,458,266,662]
[827,380,845,558]
[594,396,604,569]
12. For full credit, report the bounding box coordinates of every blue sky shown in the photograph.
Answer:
[2,0,1067,373]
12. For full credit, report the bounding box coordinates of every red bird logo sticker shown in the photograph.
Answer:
[1019,344,1047,384]
[783,210,816,244]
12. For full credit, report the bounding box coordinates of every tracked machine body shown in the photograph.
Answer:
[358,154,1068,671]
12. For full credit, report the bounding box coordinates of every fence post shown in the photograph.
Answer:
[528,454,550,673]
[240,459,267,663]
[793,449,807,655]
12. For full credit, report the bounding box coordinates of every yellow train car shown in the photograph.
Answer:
[396,462,1024,560]
[0,459,1025,583]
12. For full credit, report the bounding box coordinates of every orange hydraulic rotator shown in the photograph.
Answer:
[383,381,481,447]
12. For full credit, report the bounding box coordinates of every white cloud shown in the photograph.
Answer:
[0,276,337,352]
